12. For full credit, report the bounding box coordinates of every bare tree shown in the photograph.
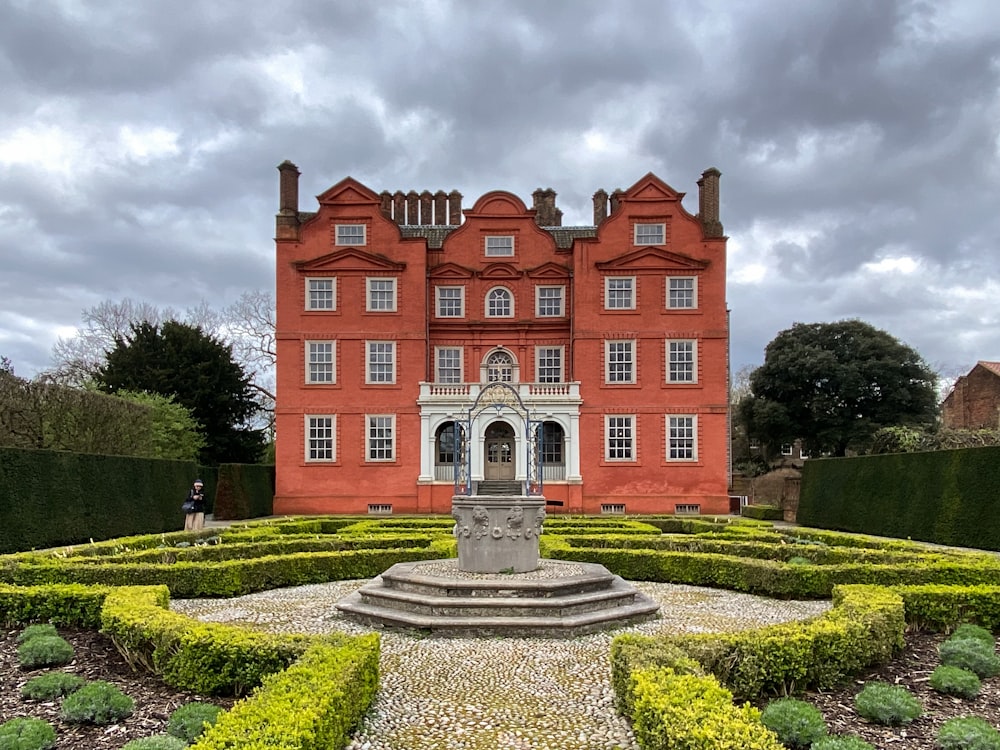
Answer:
[48,292,277,431]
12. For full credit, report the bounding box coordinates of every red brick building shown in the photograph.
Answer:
[941,361,1000,429]
[273,163,731,515]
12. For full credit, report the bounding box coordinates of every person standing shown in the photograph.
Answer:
[183,479,207,531]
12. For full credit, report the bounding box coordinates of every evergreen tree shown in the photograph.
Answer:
[741,320,938,457]
[96,321,264,464]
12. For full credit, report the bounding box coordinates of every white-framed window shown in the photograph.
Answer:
[667,415,697,461]
[781,443,794,456]
[366,414,395,461]
[486,350,514,383]
[667,340,697,383]
[485,235,514,256]
[306,278,336,310]
[486,287,513,317]
[305,341,335,384]
[436,286,464,318]
[668,277,697,309]
[605,339,635,384]
[605,415,635,461]
[536,285,565,317]
[367,278,397,312]
[535,346,563,383]
[366,341,395,384]
[336,224,366,246]
[436,347,463,384]
[305,415,335,461]
[635,223,665,245]
[605,277,635,310]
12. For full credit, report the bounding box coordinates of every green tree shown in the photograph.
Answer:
[741,320,938,457]
[116,390,206,462]
[96,321,264,464]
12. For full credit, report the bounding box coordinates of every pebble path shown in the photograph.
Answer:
[172,580,830,750]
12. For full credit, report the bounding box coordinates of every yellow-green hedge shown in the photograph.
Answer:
[612,584,905,705]
[896,584,1000,631]
[0,583,112,628]
[630,668,783,750]
[191,635,379,750]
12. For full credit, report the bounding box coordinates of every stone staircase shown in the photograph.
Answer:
[475,480,522,496]
[335,559,660,637]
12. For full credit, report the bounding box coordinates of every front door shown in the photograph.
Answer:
[484,422,515,480]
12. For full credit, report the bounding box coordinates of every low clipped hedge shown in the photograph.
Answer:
[629,668,783,750]
[612,585,905,707]
[190,636,379,749]
[545,537,1000,599]
[0,583,111,628]
[895,584,1000,631]
[741,505,784,521]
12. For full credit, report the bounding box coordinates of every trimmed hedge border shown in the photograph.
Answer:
[2,515,999,750]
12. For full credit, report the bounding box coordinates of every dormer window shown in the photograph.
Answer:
[635,223,665,245]
[336,224,366,246]
[485,236,514,256]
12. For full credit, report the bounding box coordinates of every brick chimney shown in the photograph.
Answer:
[532,188,562,227]
[448,190,463,225]
[609,189,625,215]
[434,190,448,225]
[697,167,724,238]
[592,189,608,225]
[276,160,300,240]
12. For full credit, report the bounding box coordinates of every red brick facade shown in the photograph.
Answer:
[273,164,731,515]
[941,362,1000,430]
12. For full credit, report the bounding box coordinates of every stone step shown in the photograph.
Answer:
[352,577,641,618]
[335,558,662,637]
[475,481,523,496]
[378,560,616,599]
[335,594,660,638]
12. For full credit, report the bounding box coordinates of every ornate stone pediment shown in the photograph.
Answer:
[295,248,405,273]
[595,246,708,272]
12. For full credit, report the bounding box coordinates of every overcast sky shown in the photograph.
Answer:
[2,0,998,387]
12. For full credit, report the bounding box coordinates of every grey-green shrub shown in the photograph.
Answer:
[60,681,135,725]
[759,697,827,748]
[939,638,1000,678]
[0,717,57,750]
[16,635,74,669]
[20,672,85,700]
[853,682,922,726]
[811,737,876,750]
[15,624,57,644]
[937,716,1000,750]
[167,701,223,742]
[951,623,995,647]
[121,736,187,750]
[930,665,982,699]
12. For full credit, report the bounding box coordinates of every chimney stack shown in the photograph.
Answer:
[276,160,301,240]
[532,188,561,226]
[609,189,625,216]
[592,189,608,225]
[448,190,463,225]
[697,167,724,237]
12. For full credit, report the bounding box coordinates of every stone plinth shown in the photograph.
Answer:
[451,495,545,573]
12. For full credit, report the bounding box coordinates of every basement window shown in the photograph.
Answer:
[368,504,393,515]
[601,503,626,515]
[675,504,701,515]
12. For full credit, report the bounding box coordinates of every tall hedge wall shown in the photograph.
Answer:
[797,446,1000,550]
[0,447,270,553]
[213,463,275,520]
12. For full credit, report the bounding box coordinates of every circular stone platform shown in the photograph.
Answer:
[335,558,660,637]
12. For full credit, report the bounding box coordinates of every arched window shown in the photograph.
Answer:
[541,421,565,465]
[486,287,513,317]
[486,351,514,382]
[436,422,458,465]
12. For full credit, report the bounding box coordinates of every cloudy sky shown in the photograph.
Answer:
[1,0,998,387]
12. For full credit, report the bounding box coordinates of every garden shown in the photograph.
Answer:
[2,514,1000,749]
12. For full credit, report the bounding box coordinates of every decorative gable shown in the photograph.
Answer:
[428,262,475,280]
[295,248,406,274]
[525,262,571,280]
[479,263,522,280]
[316,177,381,206]
[595,246,708,272]
[625,172,685,203]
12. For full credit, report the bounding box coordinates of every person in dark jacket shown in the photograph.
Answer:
[183,478,207,531]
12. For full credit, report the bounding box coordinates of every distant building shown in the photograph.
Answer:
[273,163,731,515]
[941,361,1000,429]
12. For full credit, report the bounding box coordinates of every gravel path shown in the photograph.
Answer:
[172,580,830,750]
